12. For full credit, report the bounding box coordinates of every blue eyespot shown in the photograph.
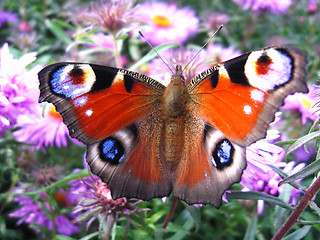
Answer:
[212,139,234,170]
[50,66,91,99]
[99,137,125,165]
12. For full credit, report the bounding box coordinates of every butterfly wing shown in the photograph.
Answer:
[172,46,307,207]
[86,111,173,200]
[39,63,172,200]
[187,46,308,146]
[38,63,165,144]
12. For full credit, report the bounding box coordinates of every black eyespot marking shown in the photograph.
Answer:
[212,139,234,170]
[257,53,271,64]
[209,70,219,88]
[90,64,118,92]
[223,52,250,86]
[70,66,84,76]
[124,75,136,93]
[99,137,125,165]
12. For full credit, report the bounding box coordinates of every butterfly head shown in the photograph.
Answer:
[170,65,185,84]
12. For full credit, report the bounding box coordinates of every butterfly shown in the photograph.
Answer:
[38,46,307,207]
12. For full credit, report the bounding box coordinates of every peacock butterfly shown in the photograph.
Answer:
[38,46,307,207]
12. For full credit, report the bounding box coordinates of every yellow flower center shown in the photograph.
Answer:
[302,98,311,109]
[47,104,63,121]
[152,15,170,27]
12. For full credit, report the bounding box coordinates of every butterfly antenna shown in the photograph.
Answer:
[182,25,223,72]
[139,31,175,75]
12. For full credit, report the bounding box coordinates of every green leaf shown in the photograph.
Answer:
[129,43,179,70]
[244,214,257,240]
[130,213,153,234]
[45,19,72,45]
[308,202,320,217]
[279,160,320,186]
[227,191,294,210]
[79,232,100,240]
[285,131,320,157]
[299,220,320,225]
[56,235,77,240]
[14,169,89,197]
[268,165,305,190]
[281,225,312,240]
[184,204,201,231]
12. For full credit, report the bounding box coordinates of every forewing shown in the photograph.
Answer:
[187,46,307,146]
[38,63,165,144]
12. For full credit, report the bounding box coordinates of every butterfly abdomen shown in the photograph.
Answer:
[162,71,190,166]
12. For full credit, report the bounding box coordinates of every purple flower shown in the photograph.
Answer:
[0,43,41,135]
[282,85,319,124]
[84,0,139,37]
[205,43,242,65]
[202,12,230,31]
[88,33,115,50]
[242,130,305,214]
[72,175,147,238]
[136,2,199,45]
[146,44,241,86]
[9,191,79,236]
[0,8,18,27]
[13,103,82,150]
[233,0,292,14]
[145,47,207,86]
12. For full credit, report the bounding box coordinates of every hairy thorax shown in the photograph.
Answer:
[162,72,190,166]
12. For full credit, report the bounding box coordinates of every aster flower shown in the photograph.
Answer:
[84,0,139,38]
[202,12,230,31]
[241,130,305,214]
[9,190,79,236]
[232,0,292,14]
[206,43,242,65]
[72,176,147,239]
[0,8,18,27]
[282,85,319,124]
[136,2,199,45]
[0,43,41,135]
[146,44,241,86]
[13,103,82,150]
[88,33,116,50]
[146,47,207,86]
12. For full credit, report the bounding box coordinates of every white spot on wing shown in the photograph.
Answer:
[114,72,124,83]
[250,89,265,102]
[74,96,88,107]
[85,109,93,117]
[243,105,252,115]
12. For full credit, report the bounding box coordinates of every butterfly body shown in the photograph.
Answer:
[38,46,307,207]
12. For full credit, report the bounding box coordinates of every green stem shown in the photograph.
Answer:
[272,175,320,240]
[113,34,122,68]
[49,201,57,240]
[105,213,116,240]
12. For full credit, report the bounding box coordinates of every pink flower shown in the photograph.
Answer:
[13,103,81,150]
[0,43,41,134]
[146,44,241,86]
[84,0,139,37]
[242,130,305,214]
[72,175,147,238]
[88,33,115,50]
[282,85,319,124]
[233,0,292,14]
[205,43,242,65]
[136,2,199,45]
